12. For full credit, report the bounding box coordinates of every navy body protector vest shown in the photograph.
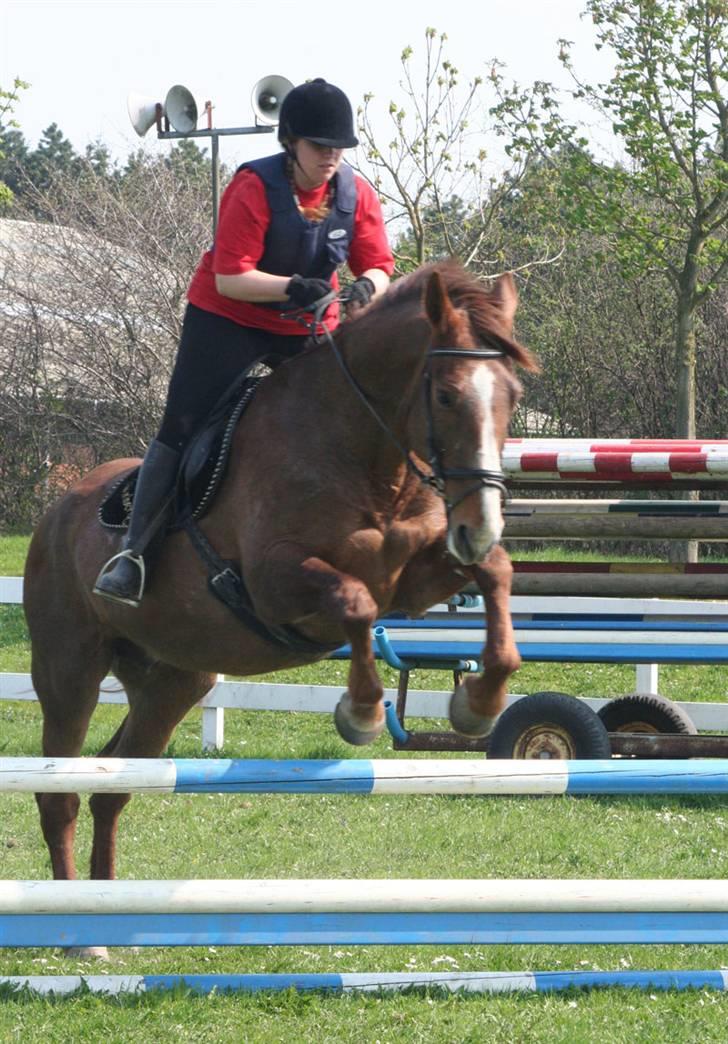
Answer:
[236,154,357,287]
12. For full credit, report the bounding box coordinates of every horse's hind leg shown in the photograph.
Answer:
[88,649,215,880]
[31,623,113,882]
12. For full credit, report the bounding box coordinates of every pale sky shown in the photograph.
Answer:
[1,0,616,168]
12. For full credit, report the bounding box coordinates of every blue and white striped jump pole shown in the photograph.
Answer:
[2,879,728,947]
[1,969,727,996]
[3,757,728,794]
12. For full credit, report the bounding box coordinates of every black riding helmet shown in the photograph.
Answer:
[278,78,358,149]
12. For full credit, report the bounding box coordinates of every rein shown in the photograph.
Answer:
[289,294,509,513]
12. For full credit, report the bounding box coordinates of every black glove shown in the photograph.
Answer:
[286,274,333,309]
[346,276,376,308]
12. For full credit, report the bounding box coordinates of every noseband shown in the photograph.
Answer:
[318,314,509,513]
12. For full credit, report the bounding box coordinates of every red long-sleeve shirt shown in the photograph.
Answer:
[188,165,394,335]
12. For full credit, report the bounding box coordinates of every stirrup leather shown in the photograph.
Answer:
[93,549,146,606]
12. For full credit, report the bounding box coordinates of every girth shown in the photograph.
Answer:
[183,520,342,656]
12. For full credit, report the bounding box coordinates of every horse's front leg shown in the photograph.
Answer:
[449,545,521,738]
[253,547,385,745]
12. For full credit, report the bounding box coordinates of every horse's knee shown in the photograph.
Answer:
[472,544,513,592]
[331,580,378,627]
[89,791,132,822]
[35,791,80,841]
[483,647,522,679]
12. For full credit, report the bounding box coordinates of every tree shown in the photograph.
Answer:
[0,154,212,530]
[0,126,29,201]
[84,139,116,180]
[493,0,728,440]
[166,137,211,187]
[358,28,565,280]
[0,77,29,210]
[25,122,78,190]
[357,28,490,271]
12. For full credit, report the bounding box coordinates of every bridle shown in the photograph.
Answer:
[423,347,509,511]
[291,293,509,515]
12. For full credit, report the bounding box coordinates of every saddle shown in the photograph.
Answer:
[98,369,338,655]
[99,371,265,532]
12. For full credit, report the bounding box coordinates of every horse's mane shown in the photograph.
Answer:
[350,260,539,372]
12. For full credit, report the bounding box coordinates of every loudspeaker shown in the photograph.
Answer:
[165,84,199,134]
[127,92,162,137]
[251,75,293,125]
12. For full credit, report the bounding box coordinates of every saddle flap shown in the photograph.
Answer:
[98,374,264,531]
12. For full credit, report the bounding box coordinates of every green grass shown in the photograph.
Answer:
[0,534,30,575]
[4,535,728,1039]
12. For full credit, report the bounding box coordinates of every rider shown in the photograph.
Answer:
[94,77,395,608]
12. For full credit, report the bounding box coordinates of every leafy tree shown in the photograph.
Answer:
[25,122,78,190]
[166,137,210,186]
[357,28,488,270]
[84,139,116,180]
[0,77,29,210]
[0,126,29,200]
[492,0,728,440]
[358,28,565,279]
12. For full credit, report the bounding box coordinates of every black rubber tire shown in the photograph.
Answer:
[487,691,612,759]
[597,692,697,735]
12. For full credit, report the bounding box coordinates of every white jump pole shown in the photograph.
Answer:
[1,879,727,914]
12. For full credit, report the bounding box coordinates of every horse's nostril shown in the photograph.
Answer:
[457,524,472,560]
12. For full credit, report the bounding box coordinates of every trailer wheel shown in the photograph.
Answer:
[487,692,612,759]
[597,693,697,735]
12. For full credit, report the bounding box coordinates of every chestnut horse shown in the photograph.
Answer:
[24,261,537,884]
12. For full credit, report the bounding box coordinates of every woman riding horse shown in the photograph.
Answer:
[94,77,394,607]
[26,259,538,888]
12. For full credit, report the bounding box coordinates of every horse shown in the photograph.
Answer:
[24,260,538,885]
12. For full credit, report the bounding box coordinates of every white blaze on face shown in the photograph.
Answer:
[446,365,504,561]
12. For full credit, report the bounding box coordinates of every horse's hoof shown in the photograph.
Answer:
[449,685,498,738]
[64,945,110,961]
[334,693,385,746]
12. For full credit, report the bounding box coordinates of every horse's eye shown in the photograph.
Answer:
[436,389,453,409]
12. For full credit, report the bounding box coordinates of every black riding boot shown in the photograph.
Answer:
[93,439,180,608]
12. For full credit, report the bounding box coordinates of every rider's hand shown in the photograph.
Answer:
[286,275,333,309]
[346,276,376,310]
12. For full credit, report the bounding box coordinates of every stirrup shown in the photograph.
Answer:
[93,549,146,607]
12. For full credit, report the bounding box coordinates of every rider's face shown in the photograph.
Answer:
[291,139,344,190]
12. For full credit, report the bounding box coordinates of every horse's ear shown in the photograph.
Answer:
[490,272,518,328]
[424,271,457,331]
